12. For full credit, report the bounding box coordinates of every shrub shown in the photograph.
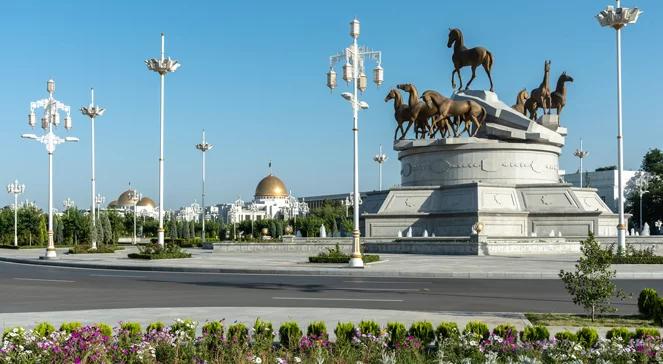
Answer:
[308,245,380,263]
[146,321,166,333]
[306,321,328,340]
[170,319,197,339]
[334,322,355,344]
[59,322,82,333]
[202,321,224,337]
[253,319,273,342]
[95,323,113,337]
[520,325,550,342]
[492,324,517,339]
[463,321,489,339]
[120,322,142,337]
[554,330,577,342]
[278,321,302,349]
[638,288,659,318]
[654,298,663,326]
[227,323,249,345]
[606,327,633,341]
[386,322,407,346]
[358,320,381,336]
[576,327,599,348]
[33,322,55,337]
[436,322,459,340]
[408,321,435,344]
[128,243,192,260]
[635,327,660,339]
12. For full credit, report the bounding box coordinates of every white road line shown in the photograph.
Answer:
[90,274,145,278]
[13,278,75,283]
[343,280,426,284]
[272,297,404,302]
[337,287,420,292]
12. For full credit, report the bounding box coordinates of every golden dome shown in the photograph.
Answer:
[255,174,288,198]
[117,189,140,206]
[137,197,156,208]
[107,200,119,208]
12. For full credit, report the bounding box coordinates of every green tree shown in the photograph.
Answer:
[559,232,625,320]
[38,215,47,245]
[55,216,65,245]
[181,221,190,239]
[626,148,663,231]
[96,218,104,244]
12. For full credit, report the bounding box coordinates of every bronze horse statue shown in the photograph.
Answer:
[396,83,434,139]
[550,72,574,116]
[422,90,486,137]
[525,60,552,120]
[385,88,412,140]
[511,89,529,116]
[447,28,494,92]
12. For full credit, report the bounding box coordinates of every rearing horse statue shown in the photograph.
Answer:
[396,83,434,139]
[525,60,552,120]
[447,28,494,92]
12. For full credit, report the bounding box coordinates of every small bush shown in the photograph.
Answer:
[253,319,273,342]
[635,327,660,339]
[128,243,192,260]
[59,322,82,333]
[33,322,55,337]
[334,322,355,344]
[463,321,489,339]
[638,288,659,318]
[358,320,381,337]
[606,327,633,341]
[492,324,517,339]
[120,322,142,337]
[227,323,249,345]
[386,322,407,346]
[554,330,577,342]
[435,322,459,340]
[202,321,224,337]
[95,323,113,337]
[278,321,302,349]
[146,321,166,333]
[576,327,599,348]
[520,325,550,342]
[306,321,328,340]
[408,321,435,344]
[654,298,663,326]
[170,319,197,339]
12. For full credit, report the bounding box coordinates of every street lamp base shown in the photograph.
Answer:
[40,249,58,260]
[348,257,365,268]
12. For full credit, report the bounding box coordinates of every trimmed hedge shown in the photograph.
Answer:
[639,288,659,318]
[128,243,191,260]
[68,245,122,254]
[308,254,380,263]
[612,256,663,264]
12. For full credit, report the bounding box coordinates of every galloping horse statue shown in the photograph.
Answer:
[447,28,495,92]
[525,60,552,120]
[385,88,412,140]
[396,83,434,139]
[550,72,574,117]
[422,90,486,137]
[511,89,529,116]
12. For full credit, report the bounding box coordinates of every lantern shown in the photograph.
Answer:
[41,116,49,129]
[350,19,360,38]
[358,72,367,93]
[342,62,353,82]
[64,115,72,130]
[373,65,384,87]
[326,68,337,90]
[28,111,36,127]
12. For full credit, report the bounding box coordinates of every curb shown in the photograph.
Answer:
[1,256,661,280]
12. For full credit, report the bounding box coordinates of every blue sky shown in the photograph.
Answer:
[1,0,661,209]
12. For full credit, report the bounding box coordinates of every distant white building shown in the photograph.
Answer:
[107,188,159,218]
[563,169,637,213]
[225,173,308,224]
[175,202,201,222]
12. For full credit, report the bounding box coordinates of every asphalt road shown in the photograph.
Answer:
[1,261,661,314]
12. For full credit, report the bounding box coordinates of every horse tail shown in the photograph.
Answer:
[485,50,493,71]
[478,105,487,125]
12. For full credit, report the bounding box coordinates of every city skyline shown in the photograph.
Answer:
[1,0,661,209]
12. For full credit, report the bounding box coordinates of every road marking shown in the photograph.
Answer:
[13,278,74,283]
[272,296,404,302]
[90,274,145,278]
[337,287,421,292]
[343,280,426,284]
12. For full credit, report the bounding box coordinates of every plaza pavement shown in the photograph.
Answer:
[2,246,663,279]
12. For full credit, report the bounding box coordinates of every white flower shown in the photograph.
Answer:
[295,357,302,363]
[254,356,263,364]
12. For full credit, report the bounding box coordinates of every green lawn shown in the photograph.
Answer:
[526,312,656,327]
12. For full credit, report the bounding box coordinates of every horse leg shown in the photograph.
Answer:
[482,63,494,92]
[451,69,457,90]
[470,114,480,137]
[465,66,477,91]
[457,69,464,91]
[401,121,413,140]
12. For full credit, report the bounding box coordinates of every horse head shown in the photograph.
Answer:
[396,83,413,93]
[561,72,574,83]
[447,28,460,48]
[544,60,551,72]
[385,89,398,102]
[517,88,529,103]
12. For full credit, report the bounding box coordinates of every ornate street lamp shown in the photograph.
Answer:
[6,180,26,247]
[129,189,142,245]
[573,139,589,188]
[635,171,650,233]
[195,130,213,243]
[373,145,388,191]
[326,19,383,268]
[146,33,181,247]
[596,1,641,252]
[22,80,78,259]
[81,88,105,250]
[95,194,105,220]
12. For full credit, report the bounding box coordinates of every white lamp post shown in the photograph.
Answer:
[327,18,383,268]
[129,189,142,245]
[597,1,641,252]
[146,33,181,248]
[573,139,589,188]
[635,172,650,233]
[373,145,388,191]
[22,80,78,259]
[81,88,105,250]
[6,180,26,247]
[195,130,213,243]
[95,194,105,219]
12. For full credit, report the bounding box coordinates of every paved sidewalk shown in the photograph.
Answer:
[2,246,663,279]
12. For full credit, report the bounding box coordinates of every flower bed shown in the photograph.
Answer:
[2,319,663,363]
[308,244,380,264]
[127,243,192,260]
[67,245,123,254]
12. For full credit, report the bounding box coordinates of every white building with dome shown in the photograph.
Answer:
[107,188,159,218]
[225,173,309,224]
